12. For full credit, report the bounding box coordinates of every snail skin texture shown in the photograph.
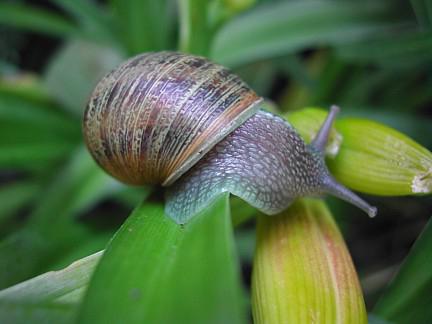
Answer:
[83,51,377,224]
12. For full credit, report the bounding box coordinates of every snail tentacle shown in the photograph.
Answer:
[311,104,340,153]
[309,106,378,217]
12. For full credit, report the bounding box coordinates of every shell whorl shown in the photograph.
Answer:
[83,51,262,186]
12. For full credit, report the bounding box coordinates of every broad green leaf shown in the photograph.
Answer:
[336,31,432,68]
[27,147,123,229]
[0,224,91,289]
[48,233,111,271]
[178,0,255,55]
[410,0,432,29]
[50,0,117,45]
[0,144,75,172]
[0,251,101,304]
[0,73,52,104]
[368,314,394,324]
[235,61,278,97]
[0,60,18,75]
[0,302,76,324]
[78,194,246,324]
[374,218,432,323]
[178,0,212,55]
[109,0,172,54]
[211,0,402,67]
[0,148,121,288]
[0,3,81,38]
[0,181,41,228]
[43,40,124,114]
[0,92,80,171]
[222,0,256,14]
[0,92,78,133]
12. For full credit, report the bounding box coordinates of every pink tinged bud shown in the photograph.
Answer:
[252,199,367,324]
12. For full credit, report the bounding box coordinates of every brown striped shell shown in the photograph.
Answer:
[83,51,262,186]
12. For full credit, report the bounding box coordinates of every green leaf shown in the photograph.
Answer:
[0,148,121,288]
[0,60,18,75]
[0,302,76,324]
[178,0,257,56]
[0,92,78,133]
[368,314,394,324]
[50,0,118,45]
[109,0,172,54]
[336,31,432,68]
[374,218,432,323]
[410,0,432,29]
[0,92,80,171]
[0,181,41,228]
[0,74,52,104]
[211,0,402,67]
[0,3,81,38]
[0,250,101,324]
[43,40,124,114]
[78,194,246,323]
[0,251,101,304]
[27,147,122,228]
[178,0,212,55]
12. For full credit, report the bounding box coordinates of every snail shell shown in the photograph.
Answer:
[83,51,377,223]
[83,51,262,186]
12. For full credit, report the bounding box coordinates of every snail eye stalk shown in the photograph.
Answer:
[310,106,378,218]
[311,105,340,154]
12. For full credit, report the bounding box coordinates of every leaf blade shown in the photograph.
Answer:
[0,148,121,288]
[109,0,172,54]
[78,194,246,324]
[0,3,81,38]
[50,0,117,44]
[211,0,401,67]
[0,302,76,324]
[178,0,212,55]
[374,218,432,323]
[0,251,101,304]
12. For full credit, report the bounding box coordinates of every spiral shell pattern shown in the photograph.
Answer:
[83,51,262,186]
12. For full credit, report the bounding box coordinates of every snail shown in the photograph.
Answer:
[83,51,377,224]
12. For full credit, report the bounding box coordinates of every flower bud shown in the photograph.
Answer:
[252,199,367,324]
[287,108,432,195]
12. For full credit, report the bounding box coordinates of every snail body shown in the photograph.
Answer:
[83,51,376,224]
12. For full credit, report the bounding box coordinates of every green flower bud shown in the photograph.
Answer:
[252,199,367,324]
[287,108,432,195]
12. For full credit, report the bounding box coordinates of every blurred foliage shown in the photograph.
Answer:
[0,0,431,323]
